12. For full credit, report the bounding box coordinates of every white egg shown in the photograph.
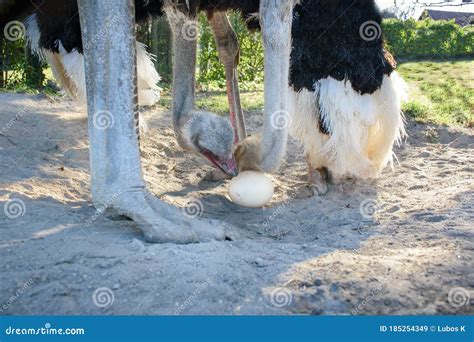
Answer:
[228,171,274,208]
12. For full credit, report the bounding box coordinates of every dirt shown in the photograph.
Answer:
[0,93,472,315]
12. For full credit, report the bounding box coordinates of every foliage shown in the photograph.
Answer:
[1,38,27,88]
[2,16,473,103]
[383,18,474,59]
[1,38,46,91]
[197,12,263,91]
[196,17,473,89]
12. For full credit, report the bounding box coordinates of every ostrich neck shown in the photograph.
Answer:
[166,7,198,146]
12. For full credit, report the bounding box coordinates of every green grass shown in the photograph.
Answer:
[161,60,473,128]
[4,60,473,128]
[398,60,473,127]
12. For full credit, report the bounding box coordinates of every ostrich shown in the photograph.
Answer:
[236,0,408,196]
[0,0,295,242]
[288,0,408,195]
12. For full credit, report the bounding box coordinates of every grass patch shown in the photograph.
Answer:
[398,60,473,127]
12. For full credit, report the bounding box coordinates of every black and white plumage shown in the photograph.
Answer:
[286,0,407,194]
[232,0,408,194]
[15,0,162,107]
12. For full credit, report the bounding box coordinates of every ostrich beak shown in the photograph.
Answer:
[202,151,238,177]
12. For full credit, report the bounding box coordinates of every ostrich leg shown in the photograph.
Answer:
[43,51,78,100]
[208,12,246,143]
[78,0,234,243]
[306,157,329,196]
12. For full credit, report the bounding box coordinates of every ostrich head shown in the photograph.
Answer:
[180,111,238,177]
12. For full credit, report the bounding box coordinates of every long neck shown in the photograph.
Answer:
[166,7,197,138]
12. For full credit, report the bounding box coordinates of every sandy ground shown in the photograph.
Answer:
[0,92,473,315]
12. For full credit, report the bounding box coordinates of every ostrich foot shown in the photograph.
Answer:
[308,166,330,196]
[111,190,239,243]
[79,0,239,244]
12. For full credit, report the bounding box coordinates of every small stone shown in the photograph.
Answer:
[314,279,323,287]
[386,206,400,213]
[254,258,272,267]
[330,283,339,292]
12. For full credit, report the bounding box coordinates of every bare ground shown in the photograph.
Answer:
[0,93,472,315]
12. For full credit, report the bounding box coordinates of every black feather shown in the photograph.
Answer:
[289,0,395,95]
[7,0,260,54]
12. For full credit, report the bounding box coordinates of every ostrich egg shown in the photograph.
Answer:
[228,171,274,208]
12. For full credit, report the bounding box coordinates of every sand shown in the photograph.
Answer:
[0,92,472,315]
